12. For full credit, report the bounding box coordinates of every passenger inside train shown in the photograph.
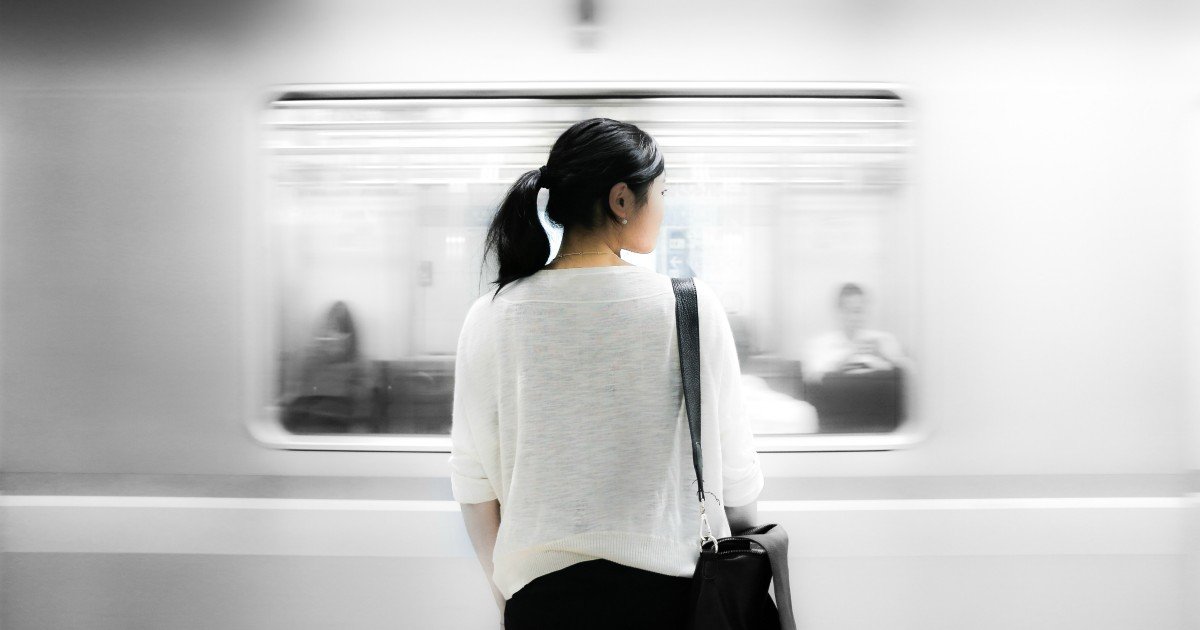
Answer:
[280,300,379,434]
[802,283,912,432]
[803,282,909,380]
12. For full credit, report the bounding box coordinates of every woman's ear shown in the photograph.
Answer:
[608,182,630,218]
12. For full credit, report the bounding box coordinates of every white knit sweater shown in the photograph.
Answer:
[448,264,765,600]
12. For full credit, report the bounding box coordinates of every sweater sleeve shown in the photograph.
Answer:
[448,299,500,504]
[696,278,765,508]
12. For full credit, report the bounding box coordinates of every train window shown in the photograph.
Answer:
[248,84,919,452]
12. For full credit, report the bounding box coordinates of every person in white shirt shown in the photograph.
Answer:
[448,118,765,630]
[802,283,909,383]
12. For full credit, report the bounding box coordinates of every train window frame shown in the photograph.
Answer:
[243,81,928,453]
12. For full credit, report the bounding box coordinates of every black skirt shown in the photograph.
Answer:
[503,558,693,630]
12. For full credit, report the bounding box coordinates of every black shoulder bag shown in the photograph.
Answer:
[671,276,798,630]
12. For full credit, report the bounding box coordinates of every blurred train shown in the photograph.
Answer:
[2,1,1199,629]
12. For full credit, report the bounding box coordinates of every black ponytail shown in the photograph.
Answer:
[481,168,552,301]
[482,118,665,301]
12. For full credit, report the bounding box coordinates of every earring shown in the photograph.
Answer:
[621,219,628,225]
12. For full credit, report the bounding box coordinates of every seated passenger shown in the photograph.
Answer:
[281,301,376,433]
[802,283,909,383]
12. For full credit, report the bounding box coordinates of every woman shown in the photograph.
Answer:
[282,301,375,434]
[449,118,764,629]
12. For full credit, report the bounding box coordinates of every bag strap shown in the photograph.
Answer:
[672,277,798,630]
[671,277,705,505]
[671,277,718,549]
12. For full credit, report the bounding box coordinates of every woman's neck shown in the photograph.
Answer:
[544,236,629,268]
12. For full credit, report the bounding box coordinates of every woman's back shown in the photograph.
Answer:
[452,116,763,628]
[448,264,765,602]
